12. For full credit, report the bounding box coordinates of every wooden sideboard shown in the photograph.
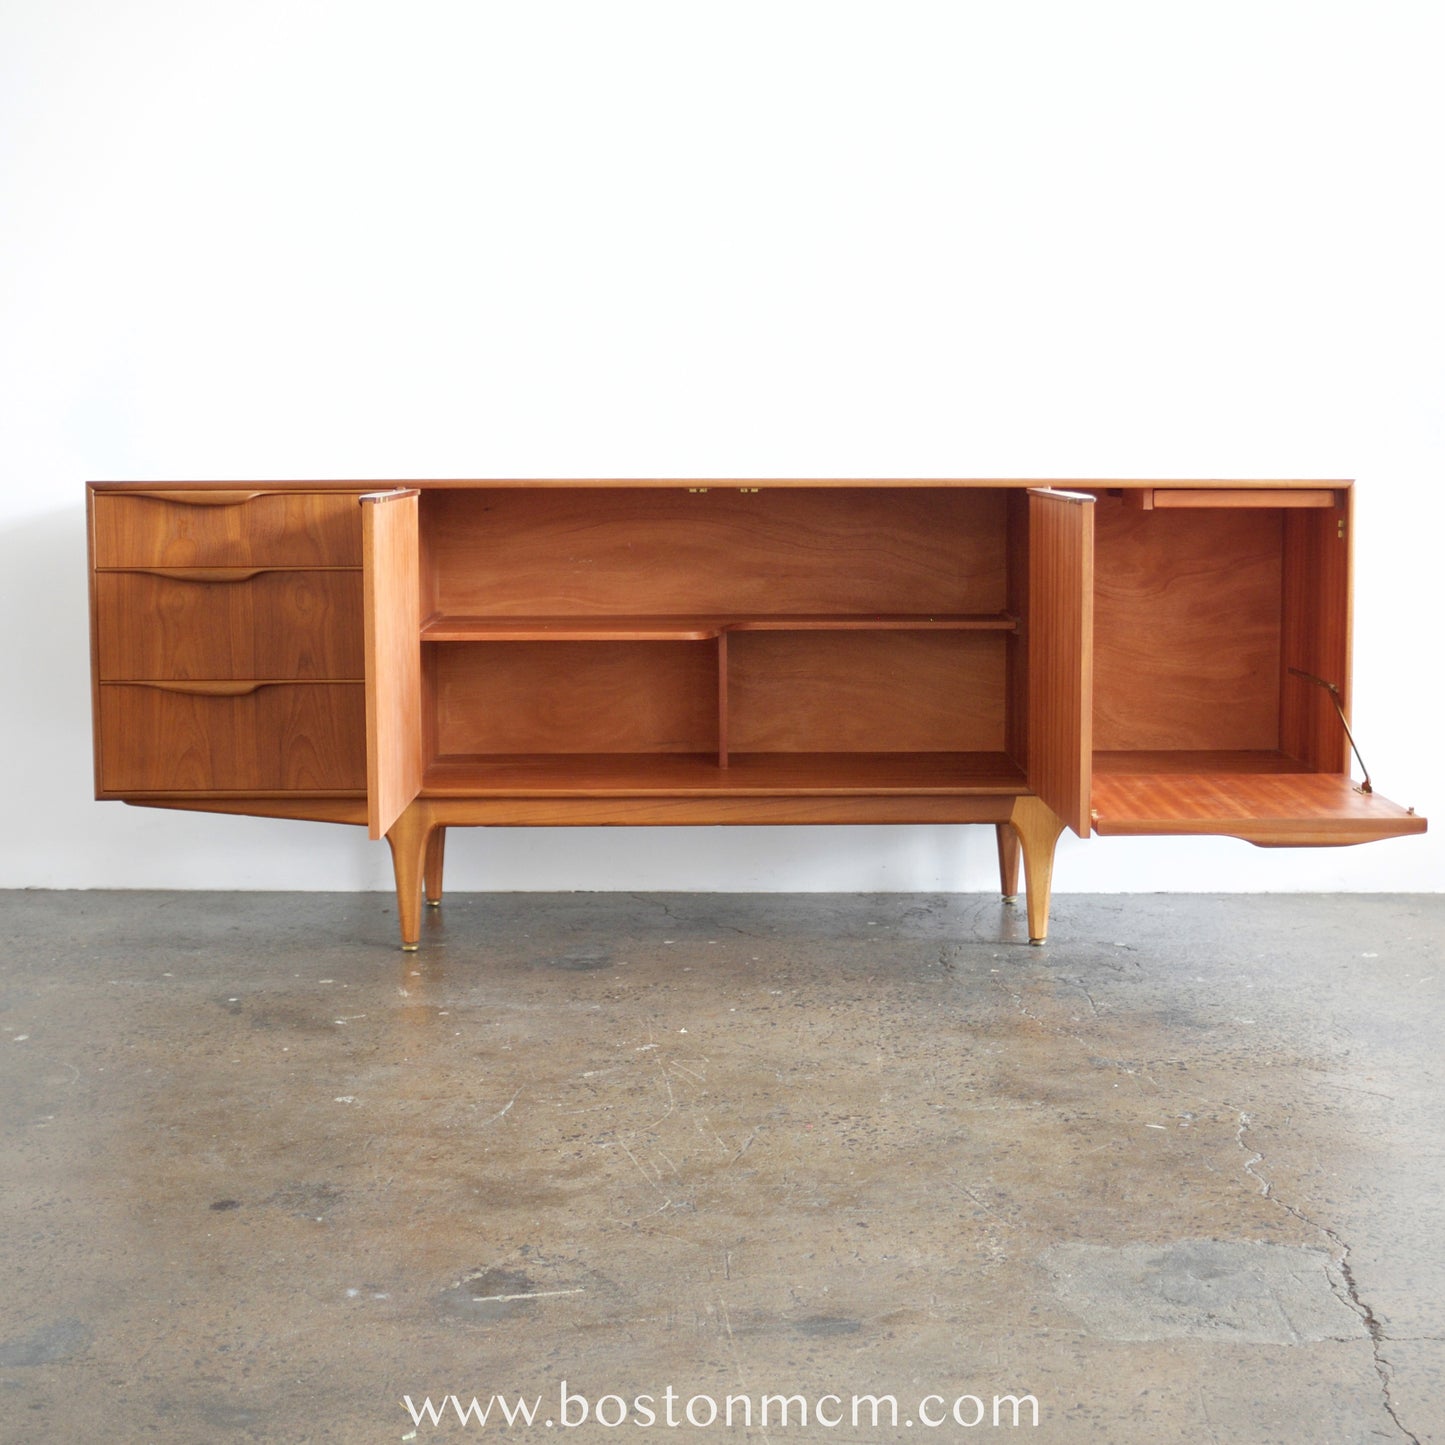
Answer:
[87,480,1426,949]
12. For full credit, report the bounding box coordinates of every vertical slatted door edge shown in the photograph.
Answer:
[1026,489,1095,837]
[362,491,423,839]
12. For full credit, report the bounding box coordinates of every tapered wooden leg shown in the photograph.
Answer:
[995,822,1021,902]
[385,804,432,951]
[1008,796,1066,945]
[424,826,447,908]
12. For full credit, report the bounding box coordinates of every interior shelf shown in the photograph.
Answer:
[420,612,1019,642]
[422,751,1027,797]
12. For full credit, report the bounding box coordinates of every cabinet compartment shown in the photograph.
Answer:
[422,487,1007,618]
[727,630,1005,753]
[1089,491,1423,843]
[404,486,1030,801]
[431,641,719,757]
[96,570,364,681]
[98,683,366,793]
[1093,501,1283,752]
[93,491,362,568]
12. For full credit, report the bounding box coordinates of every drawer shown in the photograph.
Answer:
[95,569,364,681]
[92,490,362,568]
[98,682,366,793]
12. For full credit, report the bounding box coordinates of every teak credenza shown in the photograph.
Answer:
[87,480,1426,949]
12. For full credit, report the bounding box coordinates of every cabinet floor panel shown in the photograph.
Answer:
[1093,750,1310,775]
[1092,763,1424,844]
[423,752,1026,797]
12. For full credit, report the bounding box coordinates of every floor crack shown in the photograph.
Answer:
[626,894,764,939]
[1237,1112,1421,1445]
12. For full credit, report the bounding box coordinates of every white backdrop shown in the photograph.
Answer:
[2,0,1440,893]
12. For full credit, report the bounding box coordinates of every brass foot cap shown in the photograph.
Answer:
[425,899,442,908]
[401,943,420,952]
[1002,894,1018,905]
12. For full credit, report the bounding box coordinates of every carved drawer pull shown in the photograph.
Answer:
[127,490,265,506]
[120,567,273,583]
[129,680,276,698]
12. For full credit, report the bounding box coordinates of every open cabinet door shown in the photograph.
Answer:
[362,490,422,839]
[1027,489,1095,837]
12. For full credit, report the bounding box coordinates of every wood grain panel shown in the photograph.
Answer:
[96,570,363,680]
[94,491,362,567]
[1091,768,1424,843]
[362,491,423,839]
[1128,488,1341,510]
[1094,749,1307,774]
[433,642,718,755]
[1280,496,1351,772]
[415,794,1020,826]
[423,751,1025,796]
[1027,490,1094,835]
[728,631,1006,753]
[420,613,1017,640]
[98,683,365,792]
[423,487,1008,617]
[1005,489,1030,770]
[140,797,369,822]
[1093,496,1282,751]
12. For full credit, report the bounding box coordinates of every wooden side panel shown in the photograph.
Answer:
[728,631,1006,753]
[1280,493,1352,772]
[98,684,366,792]
[95,570,364,681]
[1027,490,1093,836]
[93,492,363,567]
[425,488,1008,617]
[433,642,718,755]
[363,492,423,838]
[1093,497,1283,751]
[87,485,104,799]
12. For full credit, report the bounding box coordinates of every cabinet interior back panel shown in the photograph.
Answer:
[728,631,1006,753]
[1092,499,1282,751]
[423,489,1007,617]
[433,642,718,755]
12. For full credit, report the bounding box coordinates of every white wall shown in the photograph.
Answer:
[2,0,1440,893]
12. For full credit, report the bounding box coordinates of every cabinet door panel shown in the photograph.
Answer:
[98,683,366,792]
[96,570,364,681]
[362,491,423,839]
[1026,489,1094,835]
[93,492,362,567]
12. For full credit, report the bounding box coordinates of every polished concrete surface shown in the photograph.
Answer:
[1,890,1442,1443]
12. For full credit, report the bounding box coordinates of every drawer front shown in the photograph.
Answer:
[98,683,366,793]
[93,491,362,568]
[96,570,364,681]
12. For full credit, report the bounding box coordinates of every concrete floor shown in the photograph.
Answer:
[1,890,1441,1444]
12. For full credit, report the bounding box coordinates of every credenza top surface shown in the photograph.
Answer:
[86,478,1354,492]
